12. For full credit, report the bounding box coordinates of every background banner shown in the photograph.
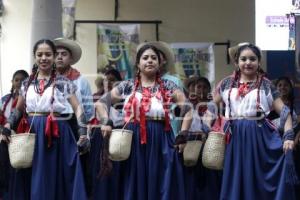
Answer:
[97,24,140,79]
[170,43,215,85]
[62,0,77,39]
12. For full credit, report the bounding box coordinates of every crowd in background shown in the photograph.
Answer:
[0,39,299,200]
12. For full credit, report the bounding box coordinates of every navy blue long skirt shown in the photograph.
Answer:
[220,119,295,200]
[8,116,87,200]
[119,120,186,200]
[6,167,31,200]
[89,128,121,200]
[184,142,222,200]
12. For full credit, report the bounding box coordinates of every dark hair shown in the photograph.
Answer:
[228,43,266,118]
[101,65,122,81]
[135,44,161,67]
[12,70,29,80]
[275,76,294,89]
[186,76,211,92]
[234,43,262,63]
[33,39,56,55]
[2,70,29,113]
[25,39,57,105]
[274,76,295,113]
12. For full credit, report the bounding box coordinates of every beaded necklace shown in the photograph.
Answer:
[33,72,53,95]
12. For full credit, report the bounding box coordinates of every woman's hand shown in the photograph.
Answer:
[174,130,188,153]
[0,125,12,143]
[101,125,112,137]
[0,134,9,143]
[77,135,90,155]
[283,139,294,153]
[295,131,300,146]
[174,143,186,153]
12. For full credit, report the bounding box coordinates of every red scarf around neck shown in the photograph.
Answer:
[62,67,81,81]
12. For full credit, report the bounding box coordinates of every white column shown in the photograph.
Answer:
[30,0,62,51]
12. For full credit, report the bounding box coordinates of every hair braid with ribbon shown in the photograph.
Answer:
[124,70,140,123]
[156,72,171,132]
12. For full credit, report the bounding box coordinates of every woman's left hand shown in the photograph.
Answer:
[283,139,294,153]
[174,143,186,153]
[101,125,112,137]
[77,135,90,155]
[294,131,300,146]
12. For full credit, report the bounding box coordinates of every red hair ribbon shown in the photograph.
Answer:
[0,114,6,126]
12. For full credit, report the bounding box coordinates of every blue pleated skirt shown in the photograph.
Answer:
[8,116,87,200]
[220,119,295,200]
[88,128,121,200]
[183,142,222,200]
[119,120,186,200]
[6,167,31,200]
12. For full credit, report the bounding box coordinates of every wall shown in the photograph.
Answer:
[0,0,260,95]
[0,0,32,95]
[75,0,258,92]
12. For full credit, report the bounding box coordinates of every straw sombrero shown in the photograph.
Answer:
[136,41,175,73]
[228,42,250,64]
[54,38,82,65]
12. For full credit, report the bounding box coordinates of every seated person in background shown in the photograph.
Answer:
[267,76,299,134]
[93,75,105,102]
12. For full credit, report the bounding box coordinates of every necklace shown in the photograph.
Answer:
[34,73,53,95]
[237,76,259,98]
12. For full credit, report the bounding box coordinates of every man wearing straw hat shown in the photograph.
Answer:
[54,38,94,125]
[54,38,93,195]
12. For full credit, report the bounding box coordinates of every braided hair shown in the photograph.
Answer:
[227,43,265,118]
[1,70,29,114]
[126,44,162,118]
[25,39,57,101]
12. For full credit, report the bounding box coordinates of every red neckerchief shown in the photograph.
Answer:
[237,82,249,98]
[89,108,100,126]
[139,87,152,144]
[44,83,60,147]
[45,113,59,147]
[124,82,171,144]
[17,115,30,133]
[237,76,259,98]
[62,67,81,81]
[39,79,45,96]
[11,97,18,109]
[0,114,6,125]
[198,105,208,116]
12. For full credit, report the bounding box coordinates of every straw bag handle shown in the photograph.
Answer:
[188,131,204,141]
[121,116,132,130]
[115,115,133,133]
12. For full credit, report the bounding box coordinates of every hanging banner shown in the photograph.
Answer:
[170,43,215,85]
[62,0,77,39]
[97,24,140,79]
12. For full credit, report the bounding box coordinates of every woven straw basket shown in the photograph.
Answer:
[109,129,133,161]
[8,132,36,169]
[183,140,203,167]
[202,131,225,170]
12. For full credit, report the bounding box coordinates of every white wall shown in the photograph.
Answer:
[0,0,264,95]
[0,0,32,96]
